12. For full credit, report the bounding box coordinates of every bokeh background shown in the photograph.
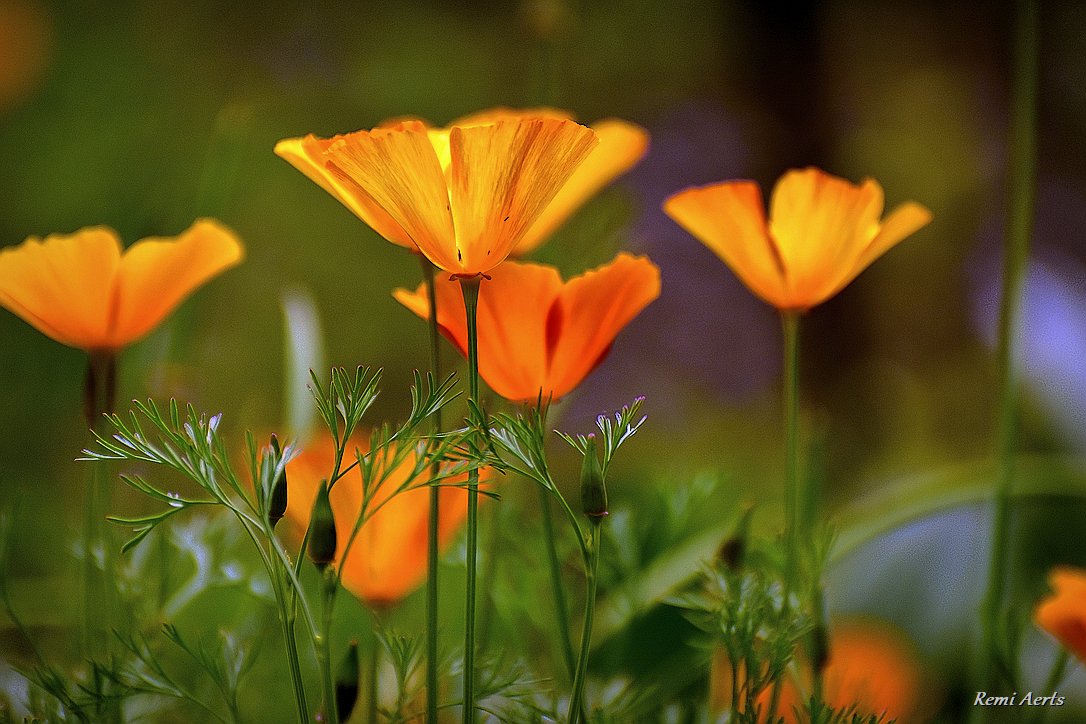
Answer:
[1,0,1085,720]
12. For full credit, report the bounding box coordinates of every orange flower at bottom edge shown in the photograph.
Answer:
[711,619,925,723]
[1035,566,1086,663]
[393,252,660,403]
[0,219,243,351]
[663,167,931,311]
[283,433,469,608]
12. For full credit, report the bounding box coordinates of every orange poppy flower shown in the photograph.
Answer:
[283,433,469,607]
[0,219,243,351]
[393,252,660,403]
[275,108,647,260]
[275,109,604,275]
[663,167,932,310]
[1035,566,1086,663]
[711,619,925,722]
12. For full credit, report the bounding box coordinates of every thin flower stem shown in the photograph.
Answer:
[460,277,483,724]
[978,0,1038,704]
[1029,649,1068,724]
[319,570,340,724]
[568,522,600,724]
[539,486,577,685]
[81,351,116,660]
[421,256,443,724]
[781,311,801,587]
[367,625,380,724]
[270,554,309,723]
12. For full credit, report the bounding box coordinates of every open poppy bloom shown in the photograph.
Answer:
[0,219,243,351]
[663,167,931,310]
[1035,566,1086,663]
[711,619,925,722]
[275,109,600,276]
[275,109,648,259]
[283,433,469,607]
[394,252,660,403]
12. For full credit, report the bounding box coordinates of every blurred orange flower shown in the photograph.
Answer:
[393,252,660,403]
[283,433,469,608]
[711,619,925,722]
[1035,566,1086,663]
[0,219,242,351]
[663,167,931,310]
[275,109,607,275]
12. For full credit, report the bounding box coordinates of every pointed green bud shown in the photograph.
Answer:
[579,435,607,521]
[268,435,288,529]
[335,640,360,722]
[307,479,336,571]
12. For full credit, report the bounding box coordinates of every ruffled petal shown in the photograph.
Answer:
[274,134,416,248]
[767,169,884,307]
[0,227,121,349]
[325,121,457,269]
[663,181,786,306]
[110,219,243,348]
[517,118,650,254]
[545,253,660,399]
[448,117,597,274]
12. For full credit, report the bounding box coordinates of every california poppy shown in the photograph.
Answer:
[0,219,243,351]
[711,619,925,722]
[1035,566,1086,663]
[663,167,931,310]
[275,108,647,261]
[276,111,598,276]
[393,252,660,403]
[283,433,469,607]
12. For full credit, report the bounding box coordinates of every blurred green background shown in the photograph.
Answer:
[1,0,1085,720]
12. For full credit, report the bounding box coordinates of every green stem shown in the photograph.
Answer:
[319,571,339,724]
[781,312,801,579]
[81,351,116,660]
[367,634,379,724]
[568,523,600,724]
[1029,649,1068,724]
[539,486,577,685]
[978,0,1038,703]
[270,555,309,723]
[421,257,444,723]
[460,277,482,724]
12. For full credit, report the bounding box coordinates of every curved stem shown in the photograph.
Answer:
[978,0,1038,705]
[460,277,482,724]
[568,523,600,724]
[421,257,444,723]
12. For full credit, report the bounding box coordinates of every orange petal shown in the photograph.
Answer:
[274,135,416,249]
[767,168,884,308]
[447,117,597,274]
[448,106,574,126]
[517,118,650,254]
[663,181,787,306]
[546,253,660,399]
[110,219,243,348]
[392,273,470,357]
[325,121,457,269]
[848,201,933,278]
[0,227,120,349]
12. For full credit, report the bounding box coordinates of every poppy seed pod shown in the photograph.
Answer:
[268,435,288,529]
[579,435,607,521]
[335,640,360,722]
[307,479,336,571]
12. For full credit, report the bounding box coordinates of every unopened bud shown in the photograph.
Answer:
[335,640,360,722]
[268,435,288,529]
[307,479,336,570]
[579,435,607,521]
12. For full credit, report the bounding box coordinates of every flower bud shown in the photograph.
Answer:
[307,479,336,571]
[579,435,607,521]
[335,640,360,722]
[268,435,288,529]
